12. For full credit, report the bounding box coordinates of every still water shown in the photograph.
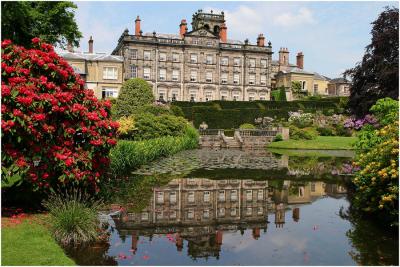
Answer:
[66,149,398,266]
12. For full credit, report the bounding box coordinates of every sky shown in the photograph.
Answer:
[73,1,397,78]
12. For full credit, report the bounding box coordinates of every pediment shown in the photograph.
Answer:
[185,27,218,38]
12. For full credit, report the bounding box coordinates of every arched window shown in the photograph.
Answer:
[204,24,210,30]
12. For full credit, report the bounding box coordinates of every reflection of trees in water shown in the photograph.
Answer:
[339,206,399,265]
[65,242,118,266]
[288,157,351,176]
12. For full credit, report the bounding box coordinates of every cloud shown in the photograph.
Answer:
[273,8,316,27]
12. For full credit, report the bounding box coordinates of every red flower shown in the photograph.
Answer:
[32,113,46,121]
[65,158,74,167]
[107,139,117,145]
[1,85,11,96]
[5,66,15,74]
[109,121,120,129]
[86,112,100,121]
[1,39,12,48]
[16,96,33,106]
[13,109,23,117]
[66,128,76,135]
[2,104,7,113]
[31,37,40,44]
[89,139,103,146]
[16,157,27,167]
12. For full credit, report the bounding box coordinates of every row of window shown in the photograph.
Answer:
[128,49,269,67]
[140,206,264,221]
[157,90,268,102]
[156,189,265,204]
[132,66,268,85]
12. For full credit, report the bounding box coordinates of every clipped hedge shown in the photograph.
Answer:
[173,99,345,129]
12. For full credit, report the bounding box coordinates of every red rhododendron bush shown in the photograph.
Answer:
[1,38,119,191]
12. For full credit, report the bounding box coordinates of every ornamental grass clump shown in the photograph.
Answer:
[42,190,102,245]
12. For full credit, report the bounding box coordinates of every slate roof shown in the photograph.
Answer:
[313,72,329,81]
[58,51,123,62]
[329,78,349,83]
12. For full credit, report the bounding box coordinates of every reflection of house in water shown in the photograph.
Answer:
[112,178,346,259]
[324,183,347,198]
[113,178,271,259]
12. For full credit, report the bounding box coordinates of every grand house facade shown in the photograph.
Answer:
[59,9,350,101]
[111,10,274,102]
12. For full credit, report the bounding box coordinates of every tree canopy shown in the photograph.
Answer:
[344,6,399,117]
[113,78,155,119]
[1,1,82,49]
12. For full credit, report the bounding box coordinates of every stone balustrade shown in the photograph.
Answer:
[199,127,289,148]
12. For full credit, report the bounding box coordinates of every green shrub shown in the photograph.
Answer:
[170,105,185,117]
[139,104,170,116]
[334,124,352,136]
[239,123,256,129]
[113,78,154,119]
[42,190,102,245]
[290,126,318,140]
[133,113,189,141]
[110,126,199,175]
[271,87,287,101]
[273,134,283,142]
[323,108,336,116]
[317,126,334,136]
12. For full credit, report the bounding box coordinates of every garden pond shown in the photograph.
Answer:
[66,148,398,266]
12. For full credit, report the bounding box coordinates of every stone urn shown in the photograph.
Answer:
[199,122,208,130]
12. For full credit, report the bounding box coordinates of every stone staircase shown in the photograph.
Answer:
[222,136,241,148]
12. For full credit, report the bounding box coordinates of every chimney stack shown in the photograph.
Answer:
[257,34,265,47]
[135,16,141,36]
[219,23,227,43]
[179,19,187,38]
[88,36,93,53]
[296,52,304,69]
[279,47,289,66]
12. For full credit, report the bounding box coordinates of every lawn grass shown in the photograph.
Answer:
[1,214,75,266]
[267,136,357,150]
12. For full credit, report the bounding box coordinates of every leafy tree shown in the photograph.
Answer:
[1,39,118,191]
[271,86,287,101]
[291,81,302,93]
[1,1,82,48]
[113,78,155,119]
[344,7,399,117]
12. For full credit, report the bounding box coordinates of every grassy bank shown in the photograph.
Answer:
[110,126,199,175]
[1,214,75,266]
[267,136,357,150]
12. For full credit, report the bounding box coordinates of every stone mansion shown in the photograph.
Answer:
[60,9,350,101]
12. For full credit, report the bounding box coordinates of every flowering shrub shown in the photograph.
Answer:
[352,98,399,227]
[1,38,119,191]
[288,111,314,128]
[344,114,379,130]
